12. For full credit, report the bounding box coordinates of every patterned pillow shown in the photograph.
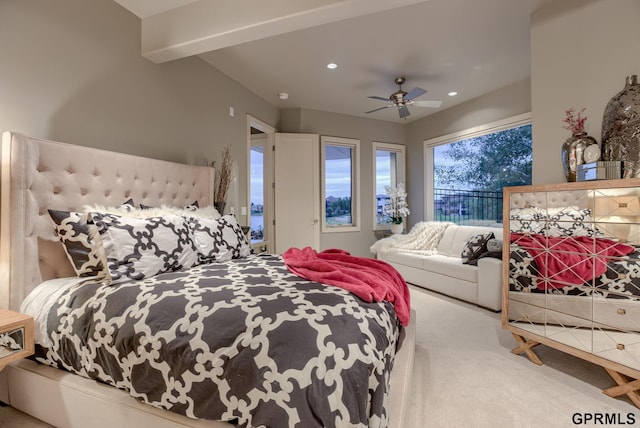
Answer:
[461,232,495,265]
[48,199,136,278]
[187,214,252,263]
[90,212,199,284]
[48,209,104,277]
[544,207,601,237]
[509,207,545,234]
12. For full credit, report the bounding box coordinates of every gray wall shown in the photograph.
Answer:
[281,108,406,256]
[405,79,532,226]
[0,0,279,216]
[531,0,640,184]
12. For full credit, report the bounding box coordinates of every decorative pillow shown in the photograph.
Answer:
[544,207,601,237]
[48,209,104,277]
[461,232,495,265]
[509,207,545,234]
[187,214,252,263]
[486,238,503,253]
[89,212,199,284]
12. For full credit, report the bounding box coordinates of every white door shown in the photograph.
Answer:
[274,133,320,253]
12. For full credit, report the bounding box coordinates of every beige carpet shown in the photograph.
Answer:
[1,285,637,427]
[404,285,637,428]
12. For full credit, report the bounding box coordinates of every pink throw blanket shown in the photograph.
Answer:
[511,233,634,290]
[282,247,411,326]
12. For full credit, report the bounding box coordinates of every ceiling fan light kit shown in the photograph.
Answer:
[365,76,442,118]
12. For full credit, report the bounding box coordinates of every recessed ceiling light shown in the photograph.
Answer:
[448,91,458,97]
[327,63,338,69]
[278,92,289,100]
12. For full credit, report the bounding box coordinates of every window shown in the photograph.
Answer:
[424,113,532,225]
[373,142,406,230]
[321,136,360,232]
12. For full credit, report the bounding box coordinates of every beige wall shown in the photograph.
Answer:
[282,108,406,256]
[0,0,279,217]
[531,0,640,184]
[405,79,532,225]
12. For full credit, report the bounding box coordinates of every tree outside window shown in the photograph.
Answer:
[432,123,532,224]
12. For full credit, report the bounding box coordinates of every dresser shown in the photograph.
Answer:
[502,179,640,406]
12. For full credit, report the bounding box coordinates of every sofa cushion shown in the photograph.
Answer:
[436,226,459,256]
[379,251,425,269]
[421,254,478,283]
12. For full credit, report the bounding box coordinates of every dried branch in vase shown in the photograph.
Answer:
[213,145,233,205]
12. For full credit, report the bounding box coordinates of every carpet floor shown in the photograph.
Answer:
[1,285,637,427]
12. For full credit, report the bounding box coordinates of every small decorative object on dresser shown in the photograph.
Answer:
[561,107,599,182]
[384,182,410,234]
[503,179,640,407]
[602,75,640,178]
[0,310,34,371]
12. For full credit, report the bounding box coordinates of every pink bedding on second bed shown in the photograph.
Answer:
[511,233,635,290]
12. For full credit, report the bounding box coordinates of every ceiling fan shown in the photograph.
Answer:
[365,77,442,119]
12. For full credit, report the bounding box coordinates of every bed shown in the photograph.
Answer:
[0,131,416,428]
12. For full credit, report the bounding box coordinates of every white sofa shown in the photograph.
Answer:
[376,224,503,311]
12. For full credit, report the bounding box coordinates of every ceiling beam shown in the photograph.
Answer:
[141,0,431,63]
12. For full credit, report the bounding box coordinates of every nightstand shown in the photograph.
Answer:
[0,310,34,371]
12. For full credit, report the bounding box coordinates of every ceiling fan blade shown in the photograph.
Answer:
[368,96,390,102]
[404,87,427,101]
[365,105,391,114]
[413,100,443,108]
[398,104,411,118]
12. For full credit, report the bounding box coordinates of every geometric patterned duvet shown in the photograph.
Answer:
[35,254,401,428]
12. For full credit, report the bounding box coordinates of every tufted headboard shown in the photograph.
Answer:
[0,132,214,310]
[507,190,590,210]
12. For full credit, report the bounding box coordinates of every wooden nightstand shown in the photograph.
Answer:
[0,310,34,371]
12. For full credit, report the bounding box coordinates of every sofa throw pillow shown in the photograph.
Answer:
[461,232,495,265]
[187,214,252,263]
[90,212,199,284]
[48,209,105,277]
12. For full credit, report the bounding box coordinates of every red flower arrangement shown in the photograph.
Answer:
[562,107,587,135]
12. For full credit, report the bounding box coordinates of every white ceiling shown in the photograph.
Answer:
[114,0,550,124]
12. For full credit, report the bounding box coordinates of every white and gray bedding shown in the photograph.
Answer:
[23,254,401,428]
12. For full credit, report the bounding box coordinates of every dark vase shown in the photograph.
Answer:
[214,202,226,215]
[602,75,640,177]
[561,132,598,182]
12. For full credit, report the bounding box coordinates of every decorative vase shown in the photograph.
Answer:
[214,202,226,215]
[390,221,404,234]
[561,132,598,182]
[602,75,640,178]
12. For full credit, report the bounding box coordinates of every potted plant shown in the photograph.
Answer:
[384,182,410,234]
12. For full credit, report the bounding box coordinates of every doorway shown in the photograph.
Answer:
[247,115,275,253]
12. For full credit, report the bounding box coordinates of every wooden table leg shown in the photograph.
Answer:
[510,333,543,366]
[603,368,640,408]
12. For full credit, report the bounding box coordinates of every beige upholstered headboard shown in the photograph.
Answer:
[0,132,214,310]
[508,190,590,210]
